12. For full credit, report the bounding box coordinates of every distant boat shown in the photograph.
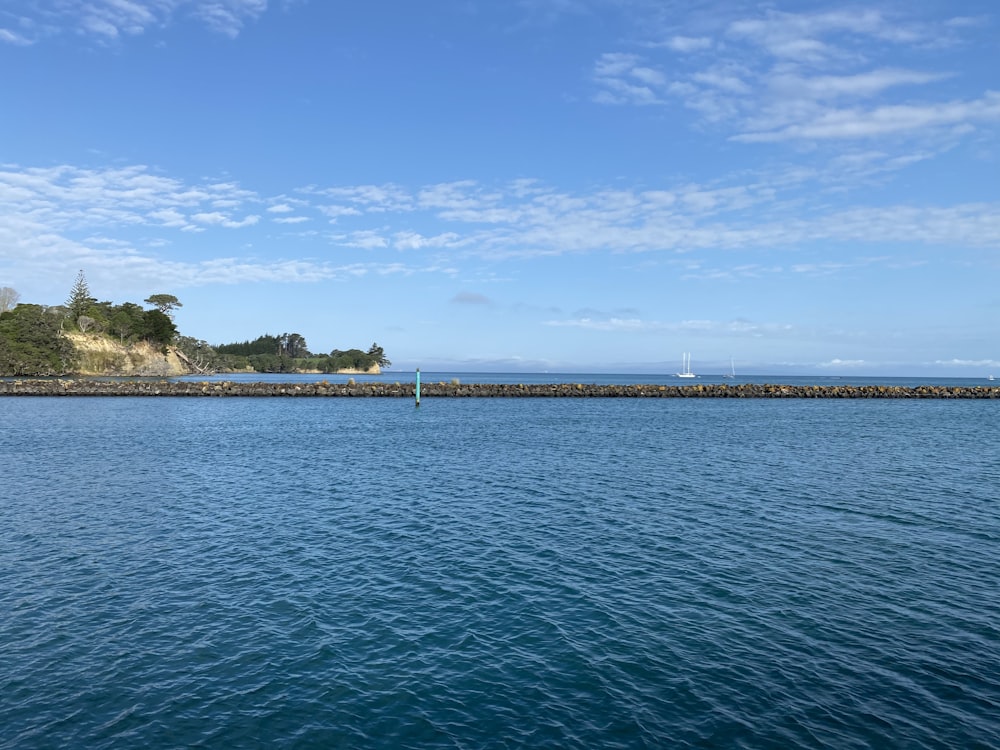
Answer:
[989,375,995,381]
[723,357,736,379]
[677,352,696,378]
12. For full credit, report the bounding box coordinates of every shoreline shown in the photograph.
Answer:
[2,380,999,398]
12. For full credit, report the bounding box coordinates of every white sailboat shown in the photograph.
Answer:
[723,357,736,379]
[677,352,696,378]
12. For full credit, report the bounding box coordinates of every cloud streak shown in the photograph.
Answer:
[0,0,270,44]
[4,163,999,298]
[591,6,998,148]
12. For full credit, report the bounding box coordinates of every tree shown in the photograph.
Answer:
[144,294,182,318]
[140,309,177,345]
[367,342,391,368]
[280,332,309,358]
[0,304,75,375]
[216,334,281,357]
[107,302,146,343]
[328,348,376,372]
[175,336,224,373]
[0,286,20,313]
[66,270,95,322]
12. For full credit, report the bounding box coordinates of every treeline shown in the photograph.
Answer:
[0,273,179,376]
[210,334,390,373]
[0,272,390,377]
[63,271,180,345]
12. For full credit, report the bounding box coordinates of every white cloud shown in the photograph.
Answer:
[148,208,191,228]
[190,0,268,39]
[593,6,994,154]
[818,358,867,368]
[4,162,999,304]
[725,9,906,60]
[0,27,31,45]
[318,184,414,212]
[665,35,711,53]
[543,316,799,336]
[545,317,648,332]
[768,69,950,102]
[592,52,664,106]
[934,358,1000,367]
[318,205,363,220]
[392,231,462,251]
[736,91,1000,142]
[692,69,752,95]
[190,211,260,228]
[0,0,269,44]
[333,229,389,250]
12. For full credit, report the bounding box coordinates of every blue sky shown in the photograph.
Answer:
[1,0,998,375]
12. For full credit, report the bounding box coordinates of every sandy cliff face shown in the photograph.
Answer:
[65,333,190,376]
[298,364,382,375]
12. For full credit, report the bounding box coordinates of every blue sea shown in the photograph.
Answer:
[2,389,999,748]
[169,371,998,389]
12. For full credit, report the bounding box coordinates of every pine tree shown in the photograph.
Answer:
[66,270,94,321]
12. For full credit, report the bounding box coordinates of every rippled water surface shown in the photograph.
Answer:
[2,397,999,748]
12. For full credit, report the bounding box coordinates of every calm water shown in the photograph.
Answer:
[168,371,999,388]
[2,396,998,749]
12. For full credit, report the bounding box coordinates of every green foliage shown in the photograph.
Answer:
[144,294,182,317]
[2,280,385,375]
[367,342,391,368]
[66,270,95,322]
[216,333,311,359]
[0,273,181,375]
[325,348,380,373]
[282,333,309,358]
[214,335,386,373]
[247,353,296,373]
[108,302,146,343]
[216,334,282,357]
[174,336,227,372]
[0,304,74,375]
[141,309,177,345]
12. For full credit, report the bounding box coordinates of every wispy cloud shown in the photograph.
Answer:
[190,211,260,228]
[545,317,649,332]
[313,184,414,213]
[934,358,1000,368]
[664,35,711,53]
[0,0,270,44]
[0,27,32,46]
[818,358,867,368]
[737,91,1000,142]
[591,6,996,148]
[592,53,665,106]
[3,159,998,313]
[545,316,796,337]
[0,164,258,231]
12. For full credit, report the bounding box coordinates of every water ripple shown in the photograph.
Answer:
[1,397,998,748]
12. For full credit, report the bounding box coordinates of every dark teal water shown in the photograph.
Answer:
[2,397,998,749]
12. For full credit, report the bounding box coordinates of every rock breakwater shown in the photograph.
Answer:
[2,380,999,398]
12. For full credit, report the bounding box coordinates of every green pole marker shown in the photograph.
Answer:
[415,368,421,407]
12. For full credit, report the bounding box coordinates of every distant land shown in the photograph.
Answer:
[0,276,387,378]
